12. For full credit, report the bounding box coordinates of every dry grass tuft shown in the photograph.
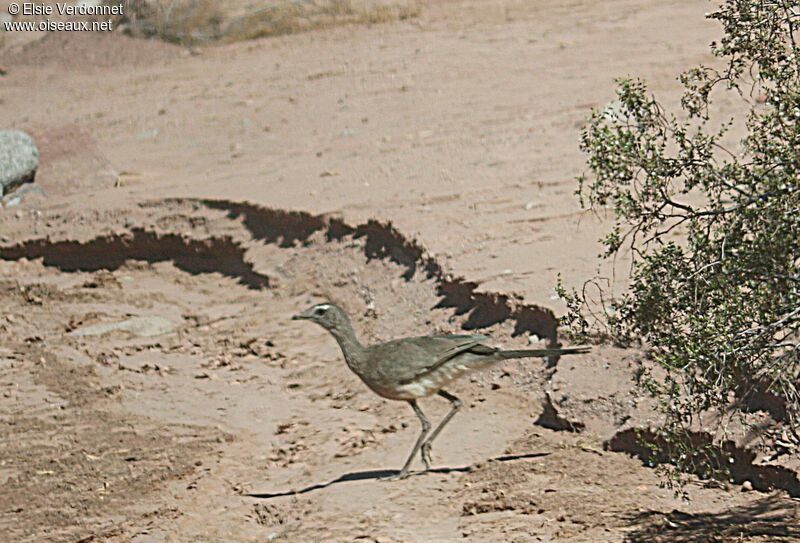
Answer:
[113,0,224,44]
[116,0,419,45]
[223,0,419,42]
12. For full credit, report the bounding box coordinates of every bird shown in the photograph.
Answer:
[292,302,589,480]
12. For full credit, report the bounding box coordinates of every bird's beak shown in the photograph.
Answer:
[292,308,313,320]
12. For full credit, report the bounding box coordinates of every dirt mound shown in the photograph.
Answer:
[2,31,180,68]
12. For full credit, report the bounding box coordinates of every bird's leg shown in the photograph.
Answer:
[420,390,462,468]
[385,400,430,481]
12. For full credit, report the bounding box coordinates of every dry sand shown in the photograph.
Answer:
[1,1,798,541]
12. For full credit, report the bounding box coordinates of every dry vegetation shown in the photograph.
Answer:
[116,0,420,44]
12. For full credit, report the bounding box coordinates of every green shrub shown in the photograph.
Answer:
[560,0,800,488]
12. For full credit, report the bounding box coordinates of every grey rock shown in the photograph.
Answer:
[2,183,45,207]
[3,195,21,207]
[69,316,176,338]
[0,131,39,197]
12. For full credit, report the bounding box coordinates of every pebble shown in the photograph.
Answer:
[68,316,176,338]
[2,183,46,208]
[136,129,159,141]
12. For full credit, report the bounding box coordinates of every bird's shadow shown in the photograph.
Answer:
[245,451,550,499]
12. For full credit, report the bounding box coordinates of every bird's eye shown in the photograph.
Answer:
[313,306,327,316]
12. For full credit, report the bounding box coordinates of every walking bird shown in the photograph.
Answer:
[293,302,589,480]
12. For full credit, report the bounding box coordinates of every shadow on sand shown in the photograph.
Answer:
[245,451,550,499]
[623,494,800,543]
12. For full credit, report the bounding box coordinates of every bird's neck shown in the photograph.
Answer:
[328,319,366,371]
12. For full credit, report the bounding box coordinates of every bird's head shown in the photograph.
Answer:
[292,302,349,332]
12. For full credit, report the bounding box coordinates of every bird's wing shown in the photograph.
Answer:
[369,334,493,384]
[428,334,495,365]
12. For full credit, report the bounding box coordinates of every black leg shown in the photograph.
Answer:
[420,390,462,468]
[386,400,430,480]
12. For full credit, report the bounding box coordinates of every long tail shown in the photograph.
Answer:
[495,346,590,360]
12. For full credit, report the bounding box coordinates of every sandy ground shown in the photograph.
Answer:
[1,1,799,541]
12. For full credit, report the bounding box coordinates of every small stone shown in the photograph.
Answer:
[136,129,159,141]
[741,480,754,492]
[2,183,46,208]
[68,316,176,338]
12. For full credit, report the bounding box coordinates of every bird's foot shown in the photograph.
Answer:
[382,469,411,482]
[421,442,433,469]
